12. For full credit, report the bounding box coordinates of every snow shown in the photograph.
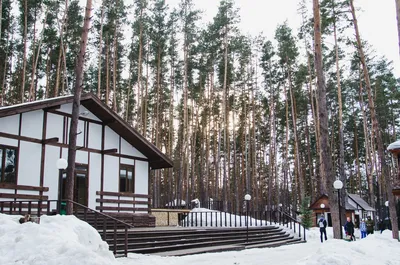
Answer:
[387,140,400,151]
[183,207,270,227]
[119,228,400,265]
[1,213,400,265]
[0,213,117,265]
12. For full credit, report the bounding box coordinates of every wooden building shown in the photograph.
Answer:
[0,93,173,226]
[309,194,375,227]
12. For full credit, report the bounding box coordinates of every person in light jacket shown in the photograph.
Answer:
[360,219,367,239]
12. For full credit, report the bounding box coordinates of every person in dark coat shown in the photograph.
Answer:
[366,216,375,235]
[318,214,328,243]
[344,217,356,241]
[378,219,385,233]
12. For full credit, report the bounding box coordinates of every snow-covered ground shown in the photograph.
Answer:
[1,213,399,265]
[183,207,270,227]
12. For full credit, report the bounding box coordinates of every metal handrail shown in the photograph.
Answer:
[277,208,306,241]
[62,199,134,228]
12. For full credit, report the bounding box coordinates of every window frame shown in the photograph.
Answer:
[0,144,18,183]
[119,164,135,193]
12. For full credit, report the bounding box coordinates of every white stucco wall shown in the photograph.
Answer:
[0,137,18,147]
[17,141,41,187]
[43,145,61,202]
[76,119,85,147]
[88,123,102,149]
[120,158,134,165]
[0,114,19,135]
[75,150,88,164]
[120,137,146,158]
[103,155,119,192]
[46,113,64,140]
[20,110,43,139]
[135,161,148,195]
[89,153,101,209]
[104,127,119,152]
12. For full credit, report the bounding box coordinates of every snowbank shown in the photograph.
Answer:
[120,228,400,265]
[0,213,117,265]
[183,207,270,227]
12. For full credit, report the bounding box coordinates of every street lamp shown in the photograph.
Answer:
[244,194,251,243]
[56,158,68,213]
[333,179,343,238]
[385,201,389,224]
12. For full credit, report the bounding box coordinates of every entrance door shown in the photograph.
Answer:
[62,164,88,206]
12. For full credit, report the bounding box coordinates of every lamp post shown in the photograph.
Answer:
[385,201,389,229]
[56,158,68,213]
[244,194,251,243]
[333,179,343,238]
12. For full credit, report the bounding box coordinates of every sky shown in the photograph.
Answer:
[164,0,400,75]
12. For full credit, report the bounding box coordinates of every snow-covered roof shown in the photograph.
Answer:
[0,94,72,110]
[347,194,375,212]
[387,140,400,152]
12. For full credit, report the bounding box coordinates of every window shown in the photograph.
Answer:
[119,165,134,193]
[0,145,17,183]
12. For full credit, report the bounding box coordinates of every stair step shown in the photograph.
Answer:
[245,237,303,249]
[151,244,245,257]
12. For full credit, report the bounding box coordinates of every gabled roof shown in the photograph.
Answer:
[309,194,358,211]
[0,93,173,169]
[347,194,375,212]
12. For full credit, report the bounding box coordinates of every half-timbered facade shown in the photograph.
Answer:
[0,93,173,226]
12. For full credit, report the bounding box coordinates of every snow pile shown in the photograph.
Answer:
[0,213,117,265]
[183,207,270,227]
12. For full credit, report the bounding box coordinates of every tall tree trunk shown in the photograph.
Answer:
[396,0,400,57]
[287,62,304,204]
[313,0,339,238]
[54,0,69,97]
[332,3,346,223]
[222,21,229,211]
[350,0,398,239]
[0,0,2,42]
[137,6,144,131]
[21,0,28,103]
[97,5,104,98]
[66,0,92,215]
[105,35,110,106]
[112,12,118,112]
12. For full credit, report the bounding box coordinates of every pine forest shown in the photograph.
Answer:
[0,0,399,236]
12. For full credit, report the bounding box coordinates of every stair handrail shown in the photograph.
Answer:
[276,208,306,241]
[62,199,134,228]
[62,199,132,256]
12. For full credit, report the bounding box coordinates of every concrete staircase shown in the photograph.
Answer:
[74,211,303,257]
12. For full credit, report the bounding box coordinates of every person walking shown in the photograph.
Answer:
[378,219,385,233]
[366,216,375,235]
[318,214,328,243]
[344,217,356,241]
[360,219,367,239]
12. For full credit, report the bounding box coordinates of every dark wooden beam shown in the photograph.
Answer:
[43,105,61,112]
[42,137,59,144]
[102,148,118,154]
[103,118,116,125]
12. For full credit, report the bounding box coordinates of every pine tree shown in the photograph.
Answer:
[300,197,313,229]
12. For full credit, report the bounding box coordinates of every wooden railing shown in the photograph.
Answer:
[96,191,150,213]
[0,183,49,201]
